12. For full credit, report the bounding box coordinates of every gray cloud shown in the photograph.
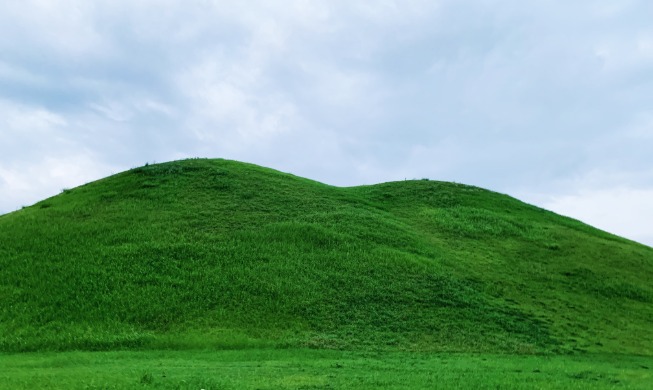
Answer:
[1,0,652,246]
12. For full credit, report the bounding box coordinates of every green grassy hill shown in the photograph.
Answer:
[1,158,651,355]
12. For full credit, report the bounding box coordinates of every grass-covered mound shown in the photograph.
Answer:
[1,158,651,354]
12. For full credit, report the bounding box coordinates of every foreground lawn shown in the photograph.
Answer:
[1,349,651,389]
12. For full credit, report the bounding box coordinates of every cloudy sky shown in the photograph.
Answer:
[1,0,652,246]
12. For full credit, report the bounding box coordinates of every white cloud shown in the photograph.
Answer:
[624,112,653,140]
[88,97,176,123]
[0,1,108,59]
[0,100,69,159]
[0,61,47,86]
[0,0,652,246]
[515,164,653,248]
[0,154,118,214]
[176,56,302,149]
[0,100,67,134]
[0,100,120,213]
[542,188,653,247]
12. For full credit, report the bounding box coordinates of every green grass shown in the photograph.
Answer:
[1,349,651,389]
[0,158,651,356]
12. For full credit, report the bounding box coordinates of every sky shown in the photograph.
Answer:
[0,0,652,247]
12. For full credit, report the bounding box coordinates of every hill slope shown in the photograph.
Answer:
[1,158,651,354]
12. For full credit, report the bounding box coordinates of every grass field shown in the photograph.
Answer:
[2,349,651,389]
[1,158,651,388]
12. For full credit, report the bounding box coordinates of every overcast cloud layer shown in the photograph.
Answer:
[1,1,652,246]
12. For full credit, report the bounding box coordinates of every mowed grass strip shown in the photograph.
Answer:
[1,349,651,389]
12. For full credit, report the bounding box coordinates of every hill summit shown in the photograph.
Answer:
[1,158,651,354]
